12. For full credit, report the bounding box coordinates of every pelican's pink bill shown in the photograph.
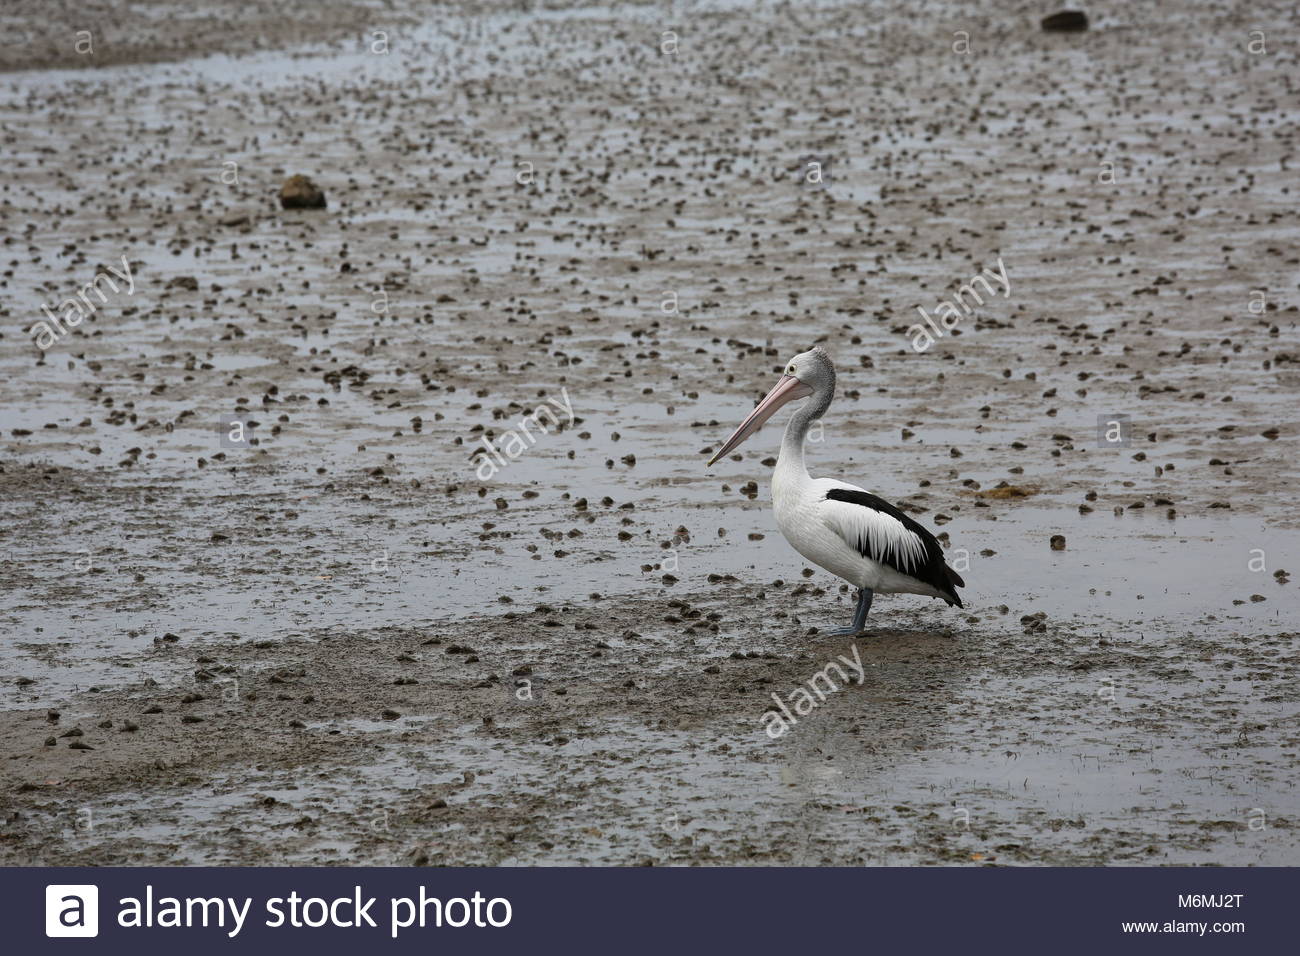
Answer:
[706,374,813,466]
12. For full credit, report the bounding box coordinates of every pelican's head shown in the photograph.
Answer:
[706,347,834,466]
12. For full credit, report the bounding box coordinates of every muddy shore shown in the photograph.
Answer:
[1,1,1297,865]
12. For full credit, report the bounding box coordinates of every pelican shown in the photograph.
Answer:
[707,347,965,635]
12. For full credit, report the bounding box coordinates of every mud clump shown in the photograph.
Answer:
[966,484,1037,500]
[280,175,327,210]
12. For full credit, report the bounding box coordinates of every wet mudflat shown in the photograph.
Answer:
[0,0,1297,865]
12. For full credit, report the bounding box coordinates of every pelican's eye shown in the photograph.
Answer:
[787,364,796,374]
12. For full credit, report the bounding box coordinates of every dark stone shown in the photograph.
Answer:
[1042,11,1088,32]
[279,174,327,209]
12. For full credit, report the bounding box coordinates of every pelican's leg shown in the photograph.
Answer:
[827,588,874,636]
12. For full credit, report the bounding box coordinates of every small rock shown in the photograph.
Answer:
[280,174,327,210]
[1041,11,1088,32]
[1050,534,1066,551]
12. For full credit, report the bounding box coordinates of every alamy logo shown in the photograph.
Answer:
[46,884,99,937]
[1097,413,1132,447]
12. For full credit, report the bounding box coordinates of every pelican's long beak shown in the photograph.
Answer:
[707,374,814,466]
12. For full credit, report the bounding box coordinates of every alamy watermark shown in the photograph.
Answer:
[907,257,1010,353]
[472,387,574,481]
[760,644,865,739]
[30,256,135,351]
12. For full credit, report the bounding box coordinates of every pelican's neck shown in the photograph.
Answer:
[777,404,813,480]
[777,378,833,481]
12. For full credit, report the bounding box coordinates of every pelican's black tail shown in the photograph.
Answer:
[941,564,965,608]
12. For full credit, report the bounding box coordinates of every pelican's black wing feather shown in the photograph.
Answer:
[823,488,965,606]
